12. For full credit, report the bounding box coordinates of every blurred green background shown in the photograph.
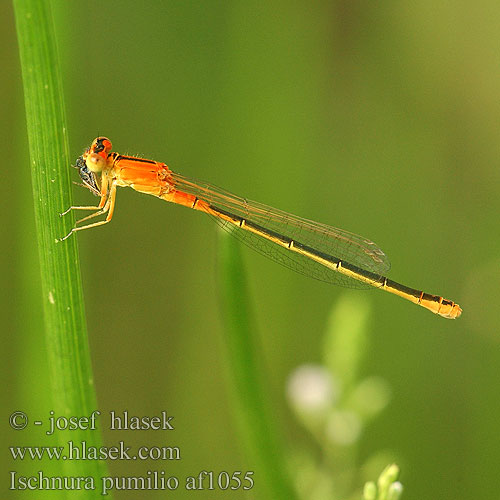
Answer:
[3,1,500,499]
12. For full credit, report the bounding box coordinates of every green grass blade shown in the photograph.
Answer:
[218,230,298,500]
[13,0,109,493]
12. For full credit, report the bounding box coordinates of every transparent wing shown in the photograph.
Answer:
[173,173,390,289]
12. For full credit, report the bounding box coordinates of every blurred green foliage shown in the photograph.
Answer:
[218,230,297,499]
[4,1,500,499]
[287,294,393,500]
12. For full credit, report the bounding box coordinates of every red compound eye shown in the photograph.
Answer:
[91,137,112,157]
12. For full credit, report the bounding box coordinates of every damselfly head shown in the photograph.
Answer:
[90,137,112,156]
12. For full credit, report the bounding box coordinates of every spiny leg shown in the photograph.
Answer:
[74,204,110,225]
[60,204,104,217]
[60,171,109,216]
[60,181,117,241]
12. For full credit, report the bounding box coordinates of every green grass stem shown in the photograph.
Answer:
[218,230,298,500]
[13,0,109,494]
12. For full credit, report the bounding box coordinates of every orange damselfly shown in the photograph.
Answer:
[61,137,462,319]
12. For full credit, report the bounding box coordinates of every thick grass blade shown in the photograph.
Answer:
[218,230,298,500]
[13,0,109,494]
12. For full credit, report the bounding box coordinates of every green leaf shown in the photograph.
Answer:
[218,229,298,500]
[13,0,109,495]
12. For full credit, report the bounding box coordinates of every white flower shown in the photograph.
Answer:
[287,364,338,413]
